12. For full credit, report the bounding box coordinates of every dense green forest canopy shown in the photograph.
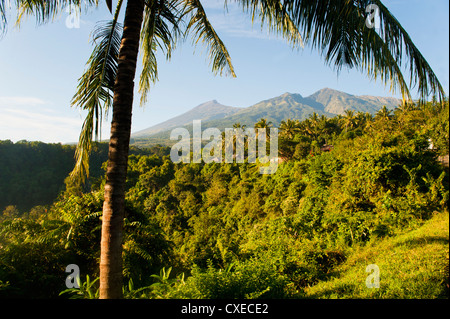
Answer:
[0,141,170,212]
[0,100,448,298]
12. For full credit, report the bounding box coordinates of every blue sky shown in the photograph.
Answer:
[0,0,448,143]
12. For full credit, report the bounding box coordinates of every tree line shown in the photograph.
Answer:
[0,141,170,213]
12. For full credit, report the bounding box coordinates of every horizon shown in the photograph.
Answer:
[0,0,448,144]
[0,86,438,144]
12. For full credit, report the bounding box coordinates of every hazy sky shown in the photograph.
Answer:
[0,0,448,143]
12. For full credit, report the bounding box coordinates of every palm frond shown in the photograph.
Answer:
[183,0,236,77]
[139,0,182,106]
[15,0,98,26]
[279,0,445,103]
[69,0,123,183]
[0,0,7,36]
[372,0,446,103]
[235,0,304,48]
[105,0,112,13]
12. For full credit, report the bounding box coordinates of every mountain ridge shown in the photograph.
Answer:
[132,100,241,137]
[131,88,401,140]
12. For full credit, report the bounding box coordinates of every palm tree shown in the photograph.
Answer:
[354,111,367,129]
[306,112,321,140]
[254,117,273,130]
[2,0,447,299]
[341,109,355,132]
[375,105,393,121]
[298,117,311,137]
[279,118,299,139]
[233,122,247,130]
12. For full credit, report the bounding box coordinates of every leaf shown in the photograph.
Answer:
[183,0,236,77]
[0,0,7,36]
[15,0,99,26]
[138,0,181,106]
[69,0,124,183]
[128,278,134,292]
[106,0,113,13]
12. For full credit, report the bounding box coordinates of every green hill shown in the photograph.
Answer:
[305,211,449,298]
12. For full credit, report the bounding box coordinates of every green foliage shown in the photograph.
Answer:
[305,211,449,299]
[0,101,448,298]
[173,259,295,299]
[59,275,100,299]
[0,140,76,212]
[0,141,170,212]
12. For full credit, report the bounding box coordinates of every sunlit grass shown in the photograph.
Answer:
[305,210,449,299]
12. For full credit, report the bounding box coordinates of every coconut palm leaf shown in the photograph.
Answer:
[69,0,123,182]
[0,0,7,36]
[371,0,445,102]
[235,0,303,48]
[139,0,181,106]
[15,0,98,25]
[183,0,236,77]
[105,0,112,13]
[277,0,445,103]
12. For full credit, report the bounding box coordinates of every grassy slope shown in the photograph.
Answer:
[305,211,449,299]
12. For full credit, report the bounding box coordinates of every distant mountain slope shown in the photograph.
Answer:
[132,100,240,137]
[202,92,336,130]
[309,88,400,114]
[131,88,402,143]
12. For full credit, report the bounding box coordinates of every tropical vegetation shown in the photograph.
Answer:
[0,100,448,299]
[1,0,447,298]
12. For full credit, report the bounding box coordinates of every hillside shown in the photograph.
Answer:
[309,88,400,114]
[306,211,449,298]
[132,100,240,137]
[0,141,170,212]
[0,100,447,299]
[131,88,401,146]
[201,92,335,130]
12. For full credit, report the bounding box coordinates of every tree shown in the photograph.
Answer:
[254,118,273,129]
[341,110,355,132]
[375,105,393,121]
[279,119,299,140]
[2,0,446,299]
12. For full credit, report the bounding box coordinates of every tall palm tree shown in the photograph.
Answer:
[341,109,355,131]
[375,105,393,121]
[279,118,299,139]
[254,118,273,129]
[254,117,273,139]
[2,0,446,299]
[233,122,247,130]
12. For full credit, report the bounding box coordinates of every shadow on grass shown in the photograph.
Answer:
[393,235,448,248]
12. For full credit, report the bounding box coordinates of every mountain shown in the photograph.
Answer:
[131,88,402,144]
[309,88,401,114]
[132,100,241,137]
[201,92,336,130]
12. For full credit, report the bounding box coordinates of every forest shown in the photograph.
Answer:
[0,100,448,299]
[0,141,170,212]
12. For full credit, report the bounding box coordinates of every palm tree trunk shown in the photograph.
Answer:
[100,0,144,299]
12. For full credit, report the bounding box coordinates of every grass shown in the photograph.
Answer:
[305,210,449,299]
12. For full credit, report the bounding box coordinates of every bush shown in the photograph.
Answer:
[172,259,296,299]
